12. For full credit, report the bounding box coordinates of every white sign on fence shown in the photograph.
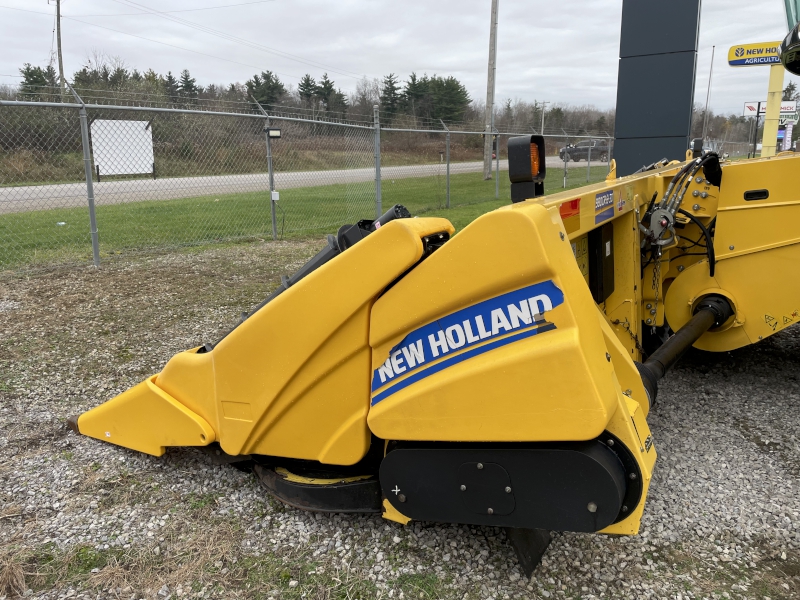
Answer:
[743,101,799,116]
[91,120,155,176]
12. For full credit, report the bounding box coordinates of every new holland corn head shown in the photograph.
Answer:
[69,138,800,574]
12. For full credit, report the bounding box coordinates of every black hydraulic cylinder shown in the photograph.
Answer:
[637,295,733,405]
[372,204,411,231]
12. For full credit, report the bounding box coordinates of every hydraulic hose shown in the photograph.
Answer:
[677,208,716,277]
[636,295,733,407]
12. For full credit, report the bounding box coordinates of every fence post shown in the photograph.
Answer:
[562,129,569,189]
[440,119,450,208]
[587,139,592,183]
[67,83,100,267]
[251,95,278,240]
[374,105,382,219]
[495,130,500,199]
[267,127,277,241]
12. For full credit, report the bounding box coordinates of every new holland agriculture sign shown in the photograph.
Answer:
[729,41,782,66]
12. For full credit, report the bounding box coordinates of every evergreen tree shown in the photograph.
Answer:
[594,115,607,132]
[784,81,799,101]
[143,69,160,86]
[427,75,470,123]
[246,70,286,107]
[327,88,349,117]
[547,106,565,128]
[164,71,179,102]
[503,99,513,121]
[19,63,57,95]
[298,74,316,106]
[315,73,336,110]
[403,72,428,116]
[178,69,198,100]
[108,66,130,89]
[380,73,401,120]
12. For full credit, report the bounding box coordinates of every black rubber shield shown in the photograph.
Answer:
[379,440,630,532]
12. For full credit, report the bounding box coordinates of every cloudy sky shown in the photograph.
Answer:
[1,0,798,116]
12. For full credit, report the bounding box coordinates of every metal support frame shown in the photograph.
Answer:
[374,105,382,219]
[750,103,763,158]
[494,127,500,199]
[66,83,100,267]
[562,129,569,189]
[439,120,451,208]
[252,96,278,240]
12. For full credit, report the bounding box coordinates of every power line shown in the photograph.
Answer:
[0,5,306,83]
[110,0,364,79]
[63,0,279,17]
[1,3,363,87]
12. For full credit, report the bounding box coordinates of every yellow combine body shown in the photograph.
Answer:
[70,145,800,576]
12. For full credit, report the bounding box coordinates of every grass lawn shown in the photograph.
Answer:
[0,166,610,269]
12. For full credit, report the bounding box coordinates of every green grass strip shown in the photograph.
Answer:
[0,166,610,269]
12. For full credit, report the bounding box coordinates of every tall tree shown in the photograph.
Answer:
[19,63,58,95]
[380,73,401,120]
[163,71,179,101]
[314,73,336,110]
[784,81,799,101]
[403,72,428,116]
[108,66,130,88]
[298,74,316,106]
[327,88,349,117]
[246,70,286,107]
[427,75,471,123]
[178,69,198,100]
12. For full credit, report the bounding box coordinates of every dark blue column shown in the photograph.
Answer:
[613,0,702,175]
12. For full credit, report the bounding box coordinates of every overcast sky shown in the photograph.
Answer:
[1,0,798,117]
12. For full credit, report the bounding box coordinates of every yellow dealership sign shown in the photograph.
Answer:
[728,41,782,66]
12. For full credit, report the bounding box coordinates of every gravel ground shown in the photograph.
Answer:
[1,241,798,600]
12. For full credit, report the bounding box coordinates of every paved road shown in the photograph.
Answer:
[0,157,599,214]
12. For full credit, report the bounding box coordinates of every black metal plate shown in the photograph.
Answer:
[457,462,515,516]
[380,440,629,532]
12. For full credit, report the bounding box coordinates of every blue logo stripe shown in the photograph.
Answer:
[371,280,564,393]
[595,206,614,224]
[371,322,556,405]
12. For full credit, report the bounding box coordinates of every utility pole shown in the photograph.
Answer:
[483,0,499,180]
[701,46,715,141]
[55,0,66,93]
[540,101,549,134]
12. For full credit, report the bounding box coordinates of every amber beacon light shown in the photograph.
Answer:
[508,135,547,203]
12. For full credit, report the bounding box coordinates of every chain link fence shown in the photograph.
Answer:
[1,91,613,270]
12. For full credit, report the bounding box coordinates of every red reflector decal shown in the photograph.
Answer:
[559,199,581,219]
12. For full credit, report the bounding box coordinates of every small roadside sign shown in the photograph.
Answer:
[780,113,799,126]
[729,41,782,66]
[743,101,798,116]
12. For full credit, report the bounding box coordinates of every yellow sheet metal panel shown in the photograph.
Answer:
[368,204,621,442]
[714,156,800,258]
[665,155,800,351]
[599,393,656,536]
[76,376,215,457]
[96,217,453,463]
[156,348,217,429]
[179,218,452,463]
[604,211,644,361]
[382,499,411,525]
